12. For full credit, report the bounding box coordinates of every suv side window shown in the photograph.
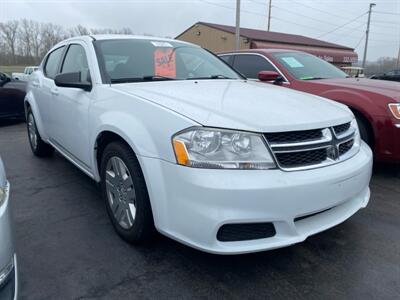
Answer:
[44,46,65,79]
[61,44,90,82]
[233,54,276,79]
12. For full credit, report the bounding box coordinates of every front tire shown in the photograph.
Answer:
[27,109,54,157]
[355,116,372,146]
[100,141,155,243]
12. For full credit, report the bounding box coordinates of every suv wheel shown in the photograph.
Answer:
[27,109,54,157]
[100,142,155,243]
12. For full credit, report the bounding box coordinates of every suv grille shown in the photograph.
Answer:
[334,122,351,135]
[275,148,327,168]
[339,139,354,156]
[265,122,357,170]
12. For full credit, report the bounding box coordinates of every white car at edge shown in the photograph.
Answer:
[25,35,372,254]
[0,156,18,299]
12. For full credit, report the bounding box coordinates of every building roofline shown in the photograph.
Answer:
[182,21,354,51]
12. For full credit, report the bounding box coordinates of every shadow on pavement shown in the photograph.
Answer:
[373,162,400,177]
[0,119,24,128]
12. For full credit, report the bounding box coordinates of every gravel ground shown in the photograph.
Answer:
[0,121,399,300]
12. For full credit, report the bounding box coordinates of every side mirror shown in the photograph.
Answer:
[55,71,92,91]
[258,70,283,85]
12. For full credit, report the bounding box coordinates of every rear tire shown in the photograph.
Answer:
[26,109,54,157]
[100,141,155,243]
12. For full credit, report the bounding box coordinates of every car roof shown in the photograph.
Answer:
[219,48,302,55]
[49,35,195,54]
[59,34,193,45]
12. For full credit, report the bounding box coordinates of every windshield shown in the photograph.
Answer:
[95,39,241,83]
[273,52,348,80]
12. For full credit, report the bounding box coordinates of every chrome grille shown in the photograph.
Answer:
[339,139,354,156]
[275,148,327,168]
[265,122,357,171]
[265,129,322,143]
[334,122,351,136]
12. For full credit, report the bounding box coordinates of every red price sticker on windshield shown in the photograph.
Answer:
[154,48,176,78]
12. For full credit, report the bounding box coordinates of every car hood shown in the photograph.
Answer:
[306,77,400,99]
[112,79,352,132]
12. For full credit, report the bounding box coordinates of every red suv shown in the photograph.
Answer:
[219,49,400,163]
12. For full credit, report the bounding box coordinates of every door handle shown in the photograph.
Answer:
[32,81,39,87]
[51,88,59,96]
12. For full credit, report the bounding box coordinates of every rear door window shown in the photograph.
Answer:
[233,54,276,79]
[44,47,65,79]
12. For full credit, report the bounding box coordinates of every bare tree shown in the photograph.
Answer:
[72,24,90,36]
[0,19,146,66]
[0,20,19,64]
[39,22,66,57]
[19,19,35,58]
[365,57,398,76]
[30,21,42,63]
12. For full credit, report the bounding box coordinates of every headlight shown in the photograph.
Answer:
[351,118,362,149]
[388,103,400,120]
[0,187,6,207]
[172,127,276,169]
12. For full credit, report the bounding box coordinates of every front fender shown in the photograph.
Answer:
[319,89,375,122]
[24,90,49,141]
[90,104,197,181]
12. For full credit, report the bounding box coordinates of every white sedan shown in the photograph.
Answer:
[25,35,372,254]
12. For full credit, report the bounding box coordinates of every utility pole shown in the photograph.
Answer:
[362,3,376,69]
[396,42,400,69]
[267,0,272,31]
[235,0,241,50]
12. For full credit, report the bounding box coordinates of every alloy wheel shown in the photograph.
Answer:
[27,113,38,150]
[105,156,136,230]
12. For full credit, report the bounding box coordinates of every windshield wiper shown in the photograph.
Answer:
[186,75,234,80]
[110,75,177,84]
[143,75,177,81]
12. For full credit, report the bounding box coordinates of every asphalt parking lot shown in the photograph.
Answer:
[0,121,399,300]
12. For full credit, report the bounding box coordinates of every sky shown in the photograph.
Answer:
[1,0,399,61]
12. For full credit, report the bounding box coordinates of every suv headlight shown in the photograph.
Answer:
[0,186,6,207]
[351,118,361,148]
[388,103,400,120]
[172,127,276,169]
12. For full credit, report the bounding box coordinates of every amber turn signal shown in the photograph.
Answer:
[173,140,190,166]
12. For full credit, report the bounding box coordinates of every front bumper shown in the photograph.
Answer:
[0,183,18,299]
[141,142,373,254]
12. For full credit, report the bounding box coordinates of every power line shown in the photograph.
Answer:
[354,35,365,49]
[199,0,266,17]
[255,0,398,31]
[271,16,323,32]
[373,20,400,25]
[199,0,397,43]
[273,5,368,33]
[289,0,366,23]
[375,11,400,16]
[317,12,368,38]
